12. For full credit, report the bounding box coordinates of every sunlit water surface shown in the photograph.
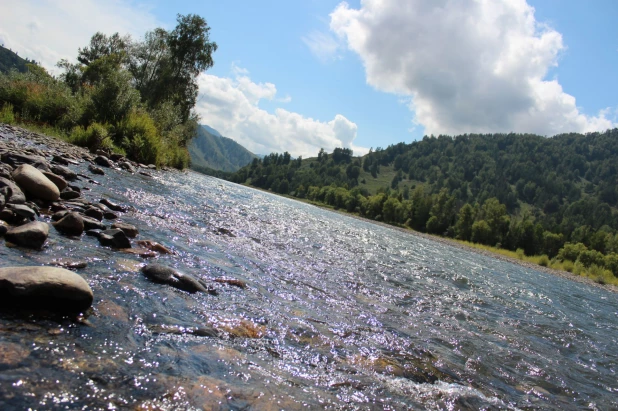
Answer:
[0,162,617,410]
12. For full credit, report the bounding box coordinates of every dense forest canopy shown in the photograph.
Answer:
[229,129,618,278]
[0,14,216,168]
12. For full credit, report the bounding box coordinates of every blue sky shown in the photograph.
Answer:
[1,0,616,157]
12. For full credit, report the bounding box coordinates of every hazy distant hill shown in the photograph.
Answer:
[0,45,31,74]
[189,125,257,173]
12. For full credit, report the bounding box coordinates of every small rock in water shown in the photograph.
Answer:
[60,189,81,200]
[100,198,128,212]
[84,206,104,221]
[104,211,119,220]
[214,277,247,289]
[53,212,84,236]
[0,266,93,312]
[135,240,174,254]
[98,229,131,248]
[111,222,138,238]
[118,161,135,173]
[80,215,106,230]
[88,164,105,175]
[5,221,49,249]
[51,164,77,181]
[49,258,88,269]
[12,164,60,201]
[94,155,113,168]
[141,264,208,294]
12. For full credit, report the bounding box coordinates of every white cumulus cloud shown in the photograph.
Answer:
[195,68,366,157]
[330,0,616,136]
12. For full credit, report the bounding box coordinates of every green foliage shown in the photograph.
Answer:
[537,255,550,267]
[557,243,588,262]
[0,102,15,124]
[116,110,163,166]
[577,249,605,268]
[0,45,32,74]
[562,260,574,273]
[189,125,257,172]
[69,123,114,152]
[515,248,525,260]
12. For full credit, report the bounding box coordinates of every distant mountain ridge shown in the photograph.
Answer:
[0,45,30,74]
[189,125,257,173]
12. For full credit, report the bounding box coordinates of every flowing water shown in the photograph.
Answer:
[0,162,617,410]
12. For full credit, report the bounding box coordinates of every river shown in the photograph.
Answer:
[1,162,616,410]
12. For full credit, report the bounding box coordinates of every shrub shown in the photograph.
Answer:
[573,261,584,276]
[0,103,15,124]
[69,123,114,152]
[557,242,587,262]
[515,248,525,260]
[537,255,549,267]
[562,260,574,273]
[603,253,618,277]
[577,249,605,268]
[116,110,163,166]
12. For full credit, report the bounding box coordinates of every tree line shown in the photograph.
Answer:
[0,14,216,168]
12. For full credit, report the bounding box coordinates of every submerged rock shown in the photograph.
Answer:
[0,266,93,312]
[12,164,60,201]
[135,240,174,254]
[53,212,84,236]
[141,264,209,294]
[5,221,49,249]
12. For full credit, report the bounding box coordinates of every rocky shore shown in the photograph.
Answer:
[0,124,221,314]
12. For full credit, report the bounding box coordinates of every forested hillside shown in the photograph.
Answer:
[230,130,618,279]
[189,125,256,172]
[0,45,34,74]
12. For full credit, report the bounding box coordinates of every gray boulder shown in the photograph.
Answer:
[53,212,84,236]
[5,221,49,249]
[12,164,60,201]
[141,264,208,294]
[0,266,93,312]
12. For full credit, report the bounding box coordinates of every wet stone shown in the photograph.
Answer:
[104,211,119,220]
[60,189,81,200]
[7,204,36,220]
[52,210,69,221]
[88,164,105,175]
[5,221,49,249]
[141,264,208,294]
[0,266,93,312]
[100,198,128,212]
[50,164,77,181]
[98,228,131,248]
[84,206,104,221]
[94,155,113,168]
[111,222,138,238]
[53,212,84,236]
[80,215,106,230]
[135,240,174,254]
[0,220,8,236]
[0,341,30,368]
